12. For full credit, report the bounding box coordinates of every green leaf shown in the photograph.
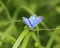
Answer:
[21,32,31,48]
[30,32,38,42]
[0,32,16,44]
[30,32,45,48]
[12,29,29,48]
[55,6,60,13]
[46,26,60,48]
[0,21,9,27]
[0,6,4,13]
[54,26,60,43]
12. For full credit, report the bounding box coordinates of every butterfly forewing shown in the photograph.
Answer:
[22,17,30,26]
[22,17,33,29]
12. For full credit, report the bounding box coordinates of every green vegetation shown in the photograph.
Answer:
[0,0,60,48]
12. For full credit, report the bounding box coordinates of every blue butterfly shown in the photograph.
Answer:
[22,15,43,29]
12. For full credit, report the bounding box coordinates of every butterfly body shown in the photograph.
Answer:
[22,15,43,29]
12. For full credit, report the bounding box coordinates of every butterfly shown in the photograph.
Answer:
[22,15,44,29]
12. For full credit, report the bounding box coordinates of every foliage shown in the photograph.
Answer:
[0,0,60,48]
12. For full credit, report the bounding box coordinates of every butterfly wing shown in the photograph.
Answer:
[29,15,36,25]
[22,17,32,29]
[33,16,43,27]
[22,16,43,29]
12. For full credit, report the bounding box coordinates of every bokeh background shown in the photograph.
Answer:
[0,0,60,48]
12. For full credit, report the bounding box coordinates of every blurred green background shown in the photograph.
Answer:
[0,0,60,48]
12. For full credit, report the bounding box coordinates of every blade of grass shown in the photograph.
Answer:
[12,6,21,20]
[0,21,9,27]
[21,5,36,15]
[0,32,16,44]
[12,29,29,48]
[0,1,11,20]
[31,32,45,48]
[21,32,31,48]
[46,26,60,48]
[31,32,38,42]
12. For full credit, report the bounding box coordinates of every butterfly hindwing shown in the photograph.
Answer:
[33,16,43,27]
